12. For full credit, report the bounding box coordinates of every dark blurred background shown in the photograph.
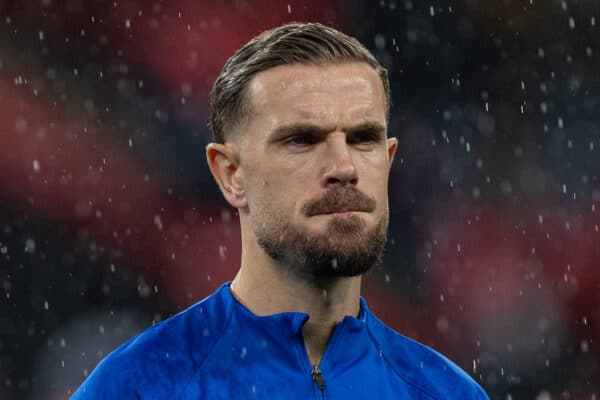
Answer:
[0,0,598,399]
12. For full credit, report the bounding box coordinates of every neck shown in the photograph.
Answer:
[230,232,362,365]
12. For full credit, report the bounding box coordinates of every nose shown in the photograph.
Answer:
[321,134,358,187]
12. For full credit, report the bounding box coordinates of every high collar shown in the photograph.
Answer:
[215,281,372,375]
[221,281,368,335]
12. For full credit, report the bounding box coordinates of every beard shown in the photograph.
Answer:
[252,187,388,279]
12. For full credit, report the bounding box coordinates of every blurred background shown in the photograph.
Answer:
[0,0,598,398]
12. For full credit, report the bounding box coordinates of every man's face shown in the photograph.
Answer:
[237,62,396,279]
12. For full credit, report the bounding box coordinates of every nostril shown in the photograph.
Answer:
[326,176,358,185]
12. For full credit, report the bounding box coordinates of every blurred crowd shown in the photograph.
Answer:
[0,1,598,399]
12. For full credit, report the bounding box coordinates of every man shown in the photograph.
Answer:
[72,22,489,399]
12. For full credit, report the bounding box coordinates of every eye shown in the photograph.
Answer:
[348,131,380,145]
[284,134,317,146]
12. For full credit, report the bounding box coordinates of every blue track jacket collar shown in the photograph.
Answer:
[72,282,489,399]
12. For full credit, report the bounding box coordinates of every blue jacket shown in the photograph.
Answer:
[72,282,488,399]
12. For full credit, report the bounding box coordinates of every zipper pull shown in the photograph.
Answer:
[311,364,326,390]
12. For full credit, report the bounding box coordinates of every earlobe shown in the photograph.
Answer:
[206,143,247,208]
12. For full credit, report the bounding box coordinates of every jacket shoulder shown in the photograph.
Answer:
[365,312,489,400]
[71,285,233,399]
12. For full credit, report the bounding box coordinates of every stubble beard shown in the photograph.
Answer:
[253,208,388,279]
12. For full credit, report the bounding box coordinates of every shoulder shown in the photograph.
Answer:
[71,284,234,399]
[365,309,489,400]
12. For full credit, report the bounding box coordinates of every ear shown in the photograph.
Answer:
[206,142,247,209]
[386,137,398,166]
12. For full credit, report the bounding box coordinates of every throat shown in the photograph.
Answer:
[302,322,335,366]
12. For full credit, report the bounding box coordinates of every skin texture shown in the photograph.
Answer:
[206,62,397,365]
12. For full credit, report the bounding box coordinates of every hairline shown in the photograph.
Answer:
[223,60,389,144]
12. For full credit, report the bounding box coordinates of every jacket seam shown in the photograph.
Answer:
[180,296,236,397]
[365,317,439,400]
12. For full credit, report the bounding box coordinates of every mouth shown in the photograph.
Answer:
[318,208,364,215]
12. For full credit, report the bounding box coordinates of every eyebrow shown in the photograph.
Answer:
[346,121,386,137]
[268,121,386,143]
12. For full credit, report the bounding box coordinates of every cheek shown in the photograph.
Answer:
[361,162,391,206]
[248,174,293,210]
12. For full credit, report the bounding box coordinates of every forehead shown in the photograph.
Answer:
[245,62,386,127]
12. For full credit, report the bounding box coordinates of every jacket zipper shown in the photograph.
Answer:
[303,319,347,397]
[311,364,326,390]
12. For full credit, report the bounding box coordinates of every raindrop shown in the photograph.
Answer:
[154,215,163,231]
[374,34,385,50]
[32,160,40,172]
[25,237,36,253]
[537,390,551,400]
[218,245,226,261]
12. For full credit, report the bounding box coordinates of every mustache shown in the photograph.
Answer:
[303,186,377,216]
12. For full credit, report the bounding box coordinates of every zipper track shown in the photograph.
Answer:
[299,320,348,398]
